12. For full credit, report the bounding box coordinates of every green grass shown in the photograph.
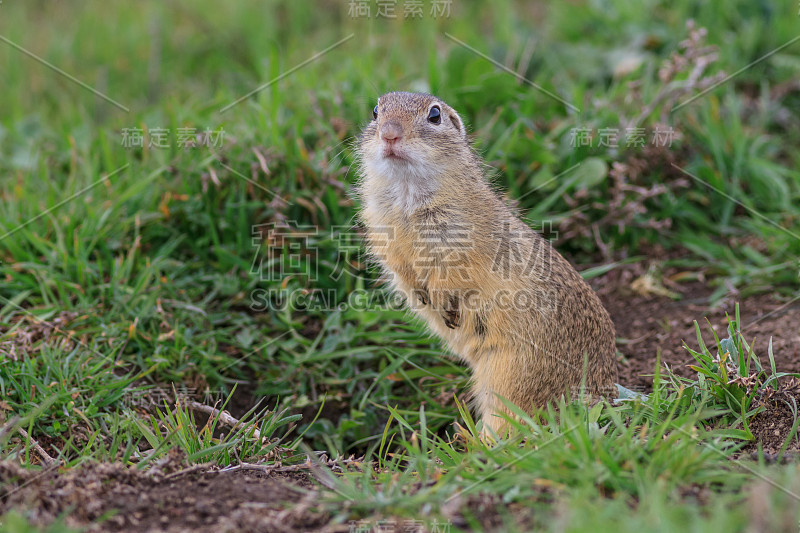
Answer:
[316,315,800,529]
[1,0,800,530]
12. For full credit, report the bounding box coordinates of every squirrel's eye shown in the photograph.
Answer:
[373,105,378,119]
[428,105,441,124]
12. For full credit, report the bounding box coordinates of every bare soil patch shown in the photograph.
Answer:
[744,388,800,457]
[595,277,800,392]
[0,452,333,533]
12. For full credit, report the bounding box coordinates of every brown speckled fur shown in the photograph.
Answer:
[357,92,618,435]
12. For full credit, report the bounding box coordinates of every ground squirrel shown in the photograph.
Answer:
[357,92,618,435]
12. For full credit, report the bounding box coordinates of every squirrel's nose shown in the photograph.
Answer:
[380,121,403,143]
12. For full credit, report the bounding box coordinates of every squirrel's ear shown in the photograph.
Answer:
[449,111,466,138]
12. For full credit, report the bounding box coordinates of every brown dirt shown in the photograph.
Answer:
[743,390,800,458]
[0,453,548,533]
[0,451,334,533]
[595,277,800,392]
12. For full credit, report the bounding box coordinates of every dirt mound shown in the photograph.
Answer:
[0,452,330,533]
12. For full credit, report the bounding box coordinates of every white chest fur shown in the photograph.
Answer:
[363,158,441,214]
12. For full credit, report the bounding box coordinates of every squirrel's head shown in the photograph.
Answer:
[357,92,474,211]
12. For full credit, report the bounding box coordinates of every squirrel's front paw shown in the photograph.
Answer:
[442,294,461,328]
[415,287,430,306]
